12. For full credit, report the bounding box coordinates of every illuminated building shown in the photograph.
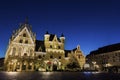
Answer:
[87,43,120,72]
[4,19,85,71]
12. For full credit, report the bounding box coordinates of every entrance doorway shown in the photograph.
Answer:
[53,64,57,71]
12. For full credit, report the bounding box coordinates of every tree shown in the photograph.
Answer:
[66,53,80,70]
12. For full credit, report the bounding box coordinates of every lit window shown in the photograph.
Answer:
[28,65,32,69]
[23,33,26,37]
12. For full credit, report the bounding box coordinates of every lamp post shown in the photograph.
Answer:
[92,61,96,70]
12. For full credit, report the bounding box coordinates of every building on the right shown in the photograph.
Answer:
[86,43,120,73]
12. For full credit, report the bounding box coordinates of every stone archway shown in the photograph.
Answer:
[52,59,58,71]
[53,64,57,71]
[22,61,27,71]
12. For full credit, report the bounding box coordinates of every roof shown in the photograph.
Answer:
[45,31,49,34]
[11,23,35,41]
[72,48,77,51]
[89,43,120,56]
[49,34,61,42]
[61,33,64,37]
[49,34,55,41]
[35,40,45,52]
[65,50,71,57]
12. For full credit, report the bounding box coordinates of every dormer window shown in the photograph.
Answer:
[23,33,26,37]
[19,39,23,43]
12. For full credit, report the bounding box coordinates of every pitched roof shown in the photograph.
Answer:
[11,23,35,41]
[35,40,45,52]
[89,43,120,55]
[49,34,61,42]
[65,50,71,57]
[72,48,77,51]
[49,34,55,41]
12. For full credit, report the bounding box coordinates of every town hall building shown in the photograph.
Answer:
[4,20,85,71]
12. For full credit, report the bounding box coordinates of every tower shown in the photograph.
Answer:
[4,18,35,71]
[60,33,65,43]
[44,31,50,49]
[60,33,65,50]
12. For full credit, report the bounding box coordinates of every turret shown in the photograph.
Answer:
[44,31,50,41]
[60,33,65,43]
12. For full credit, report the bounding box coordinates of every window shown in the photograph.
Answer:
[28,65,32,69]
[43,55,45,57]
[23,33,26,37]
[30,49,33,56]
[12,47,16,56]
[19,39,23,43]
[18,48,22,56]
[59,56,61,59]
[115,53,118,56]
[50,55,53,59]
[38,55,42,59]
[58,46,61,49]
[50,45,52,48]
[25,40,28,44]
[24,53,27,56]
[78,55,80,59]
[16,65,20,69]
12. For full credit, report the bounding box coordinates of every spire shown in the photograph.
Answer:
[45,31,49,34]
[25,16,29,24]
[61,33,64,37]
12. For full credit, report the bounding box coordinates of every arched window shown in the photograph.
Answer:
[59,56,61,59]
[19,39,23,43]
[12,47,16,56]
[50,55,53,59]
[18,48,22,56]
[25,40,28,44]
[23,33,26,37]
[24,53,27,56]
[30,49,33,56]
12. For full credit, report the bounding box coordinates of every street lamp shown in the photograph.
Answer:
[92,61,96,70]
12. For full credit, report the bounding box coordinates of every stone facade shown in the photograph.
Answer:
[87,43,120,72]
[4,20,85,71]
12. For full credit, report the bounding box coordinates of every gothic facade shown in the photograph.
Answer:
[4,21,85,71]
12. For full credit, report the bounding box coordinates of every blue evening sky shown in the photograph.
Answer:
[0,0,120,57]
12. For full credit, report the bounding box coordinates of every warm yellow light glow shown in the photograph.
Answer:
[6,72,19,76]
[42,72,53,76]
[92,61,96,65]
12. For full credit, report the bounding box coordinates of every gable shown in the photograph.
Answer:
[53,35,58,42]
[13,26,34,44]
